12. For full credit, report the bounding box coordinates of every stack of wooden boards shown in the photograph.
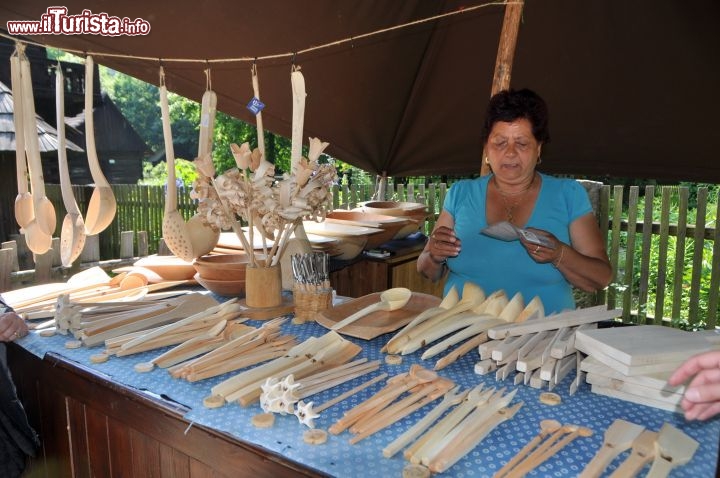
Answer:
[575,325,720,412]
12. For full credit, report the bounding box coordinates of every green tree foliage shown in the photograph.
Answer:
[103,69,164,152]
[139,158,198,187]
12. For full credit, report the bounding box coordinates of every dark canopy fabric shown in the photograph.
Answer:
[1,0,719,182]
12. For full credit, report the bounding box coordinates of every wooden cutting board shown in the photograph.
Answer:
[590,384,682,413]
[316,292,441,340]
[575,325,715,367]
[585,373,684,403]
[580,356,684,393]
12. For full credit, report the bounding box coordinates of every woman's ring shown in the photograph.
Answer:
[534,245,540,254]
[12,331,19,339]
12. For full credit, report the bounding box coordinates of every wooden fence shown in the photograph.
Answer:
[40,182,720,329]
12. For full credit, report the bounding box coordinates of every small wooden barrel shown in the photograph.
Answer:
[245,263,282,308]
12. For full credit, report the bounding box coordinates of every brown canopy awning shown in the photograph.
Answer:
[2,0,719,182]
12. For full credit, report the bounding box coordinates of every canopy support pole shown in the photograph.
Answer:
[480,0,525,176]
[375,172,388,201]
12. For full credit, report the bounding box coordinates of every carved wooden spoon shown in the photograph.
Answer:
[159,69,218,261]
[83,56,117,235]
[9,49,33,231]
[331,288,412,331]
[56,63,86,266]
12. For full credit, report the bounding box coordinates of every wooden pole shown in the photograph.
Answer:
[480,0,525,176]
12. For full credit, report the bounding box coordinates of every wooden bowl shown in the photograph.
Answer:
[193,253,249,281]
[302,221,375,260]
[358,201,427,217]
[194,273,246,297]
[326,211,409,248]
[355,201,427,238]
[133,255,197,281]
[331,235,368,260]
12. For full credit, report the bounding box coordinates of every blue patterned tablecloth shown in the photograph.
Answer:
[16,318,720,477]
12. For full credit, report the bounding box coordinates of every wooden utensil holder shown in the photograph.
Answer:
[245,263,282,308]
[293,284,333,324]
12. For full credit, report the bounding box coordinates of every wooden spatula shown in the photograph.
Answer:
[608,429,658,478]
[645,423,698,478]
[579,419,645,478]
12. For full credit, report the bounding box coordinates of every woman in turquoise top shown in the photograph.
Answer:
[417,89,612,314]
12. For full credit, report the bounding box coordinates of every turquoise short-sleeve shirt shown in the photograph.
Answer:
[443,173,592,313]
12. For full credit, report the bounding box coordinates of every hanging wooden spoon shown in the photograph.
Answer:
[251,63,266,160]
[290,67,306,172]
[160,68,218,261]
[82,55,117,235]
[331,288,413,331]
[55,62,86,266]
[9,48,34,231]
[18,50,56,253]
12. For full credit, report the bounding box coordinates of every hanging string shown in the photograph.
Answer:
[204,66,211,90]
[0,1,513,65]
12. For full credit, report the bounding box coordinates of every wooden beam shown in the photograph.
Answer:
[481,0,525,176]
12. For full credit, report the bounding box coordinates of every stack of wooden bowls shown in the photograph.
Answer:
[354,201,428,238]
[325,211,411,248]
[193,253,250,297]
[302,221,383,260]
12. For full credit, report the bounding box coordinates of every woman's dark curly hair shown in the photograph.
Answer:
[481,88,550,145]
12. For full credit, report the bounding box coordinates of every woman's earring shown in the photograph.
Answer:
[484,157,489,165]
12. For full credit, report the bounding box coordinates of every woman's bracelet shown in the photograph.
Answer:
[552,245,565,268]
[424,250,447,266]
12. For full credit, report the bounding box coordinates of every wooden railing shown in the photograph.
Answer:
[31,182,720,329]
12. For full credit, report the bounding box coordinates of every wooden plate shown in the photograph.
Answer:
[194,273,245,297]
[134,255,196,281]
[316,292,441,340]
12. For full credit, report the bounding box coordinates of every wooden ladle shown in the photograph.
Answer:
[83,56,117,235]
[18,50,56,253]
[56,63,86,266]
[331,287,412,331]
[160,69,218,261]
[9,49,34,231]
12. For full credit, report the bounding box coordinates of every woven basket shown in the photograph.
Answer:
[293,284,333,324]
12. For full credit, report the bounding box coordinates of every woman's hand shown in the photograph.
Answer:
[520,227,564,265]
[668,350,720,421]
[0,311,28,342]
[417,212,461,282]
[428,225,461,262]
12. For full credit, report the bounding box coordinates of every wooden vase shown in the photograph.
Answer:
[245,262,282,308]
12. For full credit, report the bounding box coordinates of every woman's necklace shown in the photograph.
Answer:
[494,174,536,222]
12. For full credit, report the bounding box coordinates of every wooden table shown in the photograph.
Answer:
[8,344,328,478]
[8,311,720,478]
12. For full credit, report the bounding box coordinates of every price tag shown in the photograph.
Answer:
[247,97,265,115]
